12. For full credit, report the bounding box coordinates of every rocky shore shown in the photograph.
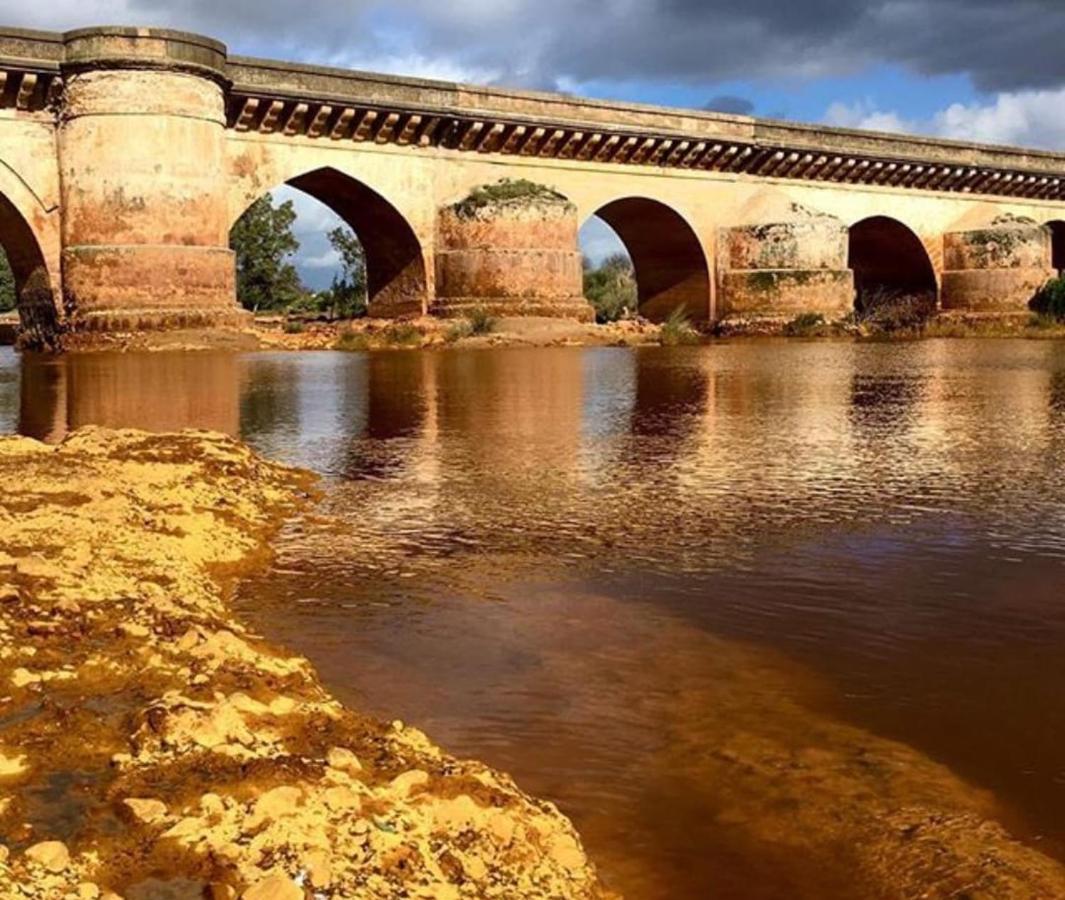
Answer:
[0,429,606,899]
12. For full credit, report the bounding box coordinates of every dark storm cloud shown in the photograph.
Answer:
[15,0,1065,92]
[704,95,756,115]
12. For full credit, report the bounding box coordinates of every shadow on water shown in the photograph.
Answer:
[7,342,1065,895]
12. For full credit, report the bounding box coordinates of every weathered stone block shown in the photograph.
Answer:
[55,28,245,336]
[62,246,244,330]
[942,217,1054,312]
[943,221,1050,271]
[941,268,1054,313]
[723,219,848,272]
[719,269,855,319]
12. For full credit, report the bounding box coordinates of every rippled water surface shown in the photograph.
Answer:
[8,341,1065,897]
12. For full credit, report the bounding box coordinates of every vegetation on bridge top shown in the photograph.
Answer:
[450,179,574,218]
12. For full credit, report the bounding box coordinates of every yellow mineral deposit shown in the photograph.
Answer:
[0,428,607,898]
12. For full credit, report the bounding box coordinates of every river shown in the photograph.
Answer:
[6,340,1065,898]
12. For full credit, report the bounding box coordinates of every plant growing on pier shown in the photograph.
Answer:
[451,179,573,218]
[229,193,303,312]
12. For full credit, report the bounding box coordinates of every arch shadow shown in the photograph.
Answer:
[586,198,711,322]
[235,166,428,318]
[848,216,938,313]
[0,190,58,347]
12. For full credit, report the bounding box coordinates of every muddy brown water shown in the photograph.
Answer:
[8,341,1065,898]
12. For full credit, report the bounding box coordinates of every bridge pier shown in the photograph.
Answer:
[941,217,1055,315]
[57,27,245,334]
[717,213,854,322]
[433,182,593,321]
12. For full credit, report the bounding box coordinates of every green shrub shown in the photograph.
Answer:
[467,306,496,335]
[444,321,473,342]
[334,329,372,351]
[1029,312,1061,330]
[282,319,305,334]
[382,323,423,347]
[856,288,936,333]
[584,254,637,323]
[1031,277,1065,320]
[660,308,700,346]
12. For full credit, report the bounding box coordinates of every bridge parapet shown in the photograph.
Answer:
[0,29,61,115]
[221,56,1065,202]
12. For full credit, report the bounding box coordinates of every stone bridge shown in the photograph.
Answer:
[4,25,1065,343]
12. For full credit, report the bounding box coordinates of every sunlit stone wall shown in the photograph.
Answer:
[717,212,854,320]
[57,27,245,332]
[433,184,594,321]
[942,216,1055,314]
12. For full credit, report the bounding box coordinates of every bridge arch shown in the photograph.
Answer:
[1046,220,1065,275]
[0,176,59,347]
[581,197,711,322]
[848,216,938,314]
[230,166,428,317]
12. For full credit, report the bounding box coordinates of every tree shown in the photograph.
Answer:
[326,226,368,319]
[583,252,637,323]
[0,252,15,313]
[229,194,303,312]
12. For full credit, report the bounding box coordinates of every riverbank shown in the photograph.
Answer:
[14,309,1065,354]
[251,316,664,352]
[0,428,606,898]
[220,312,1065,351]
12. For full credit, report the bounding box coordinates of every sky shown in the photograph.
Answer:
[8,0,1065,283]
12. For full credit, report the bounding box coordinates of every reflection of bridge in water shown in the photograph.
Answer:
[10,346,1065,505]
[3,27,1065,345]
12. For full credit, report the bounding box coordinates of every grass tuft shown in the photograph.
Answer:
[659,308,701,346]
[451,179,573,218]
[334,328,372,351]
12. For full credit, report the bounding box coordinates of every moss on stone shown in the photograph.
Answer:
[450,179,573,218]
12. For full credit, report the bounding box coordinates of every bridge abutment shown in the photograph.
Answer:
[57,27,246,333]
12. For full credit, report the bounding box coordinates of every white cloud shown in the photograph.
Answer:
[824,100,914,134]
[933,88,1065,149]
[824,87,1065,151]
[300,248,342,270]
[579,217,627,266]
[4,0,137,29]
[328,52,499,85]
